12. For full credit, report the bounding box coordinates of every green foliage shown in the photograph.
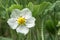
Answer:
[0,0,60,40]
[0,7,6,19]
[6,4,23,12]
[0,37,13,40]
[45,19,57,35]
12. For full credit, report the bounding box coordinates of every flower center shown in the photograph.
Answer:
[17,17,26,24]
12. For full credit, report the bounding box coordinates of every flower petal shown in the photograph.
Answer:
[7,18,18,29]
[21,8,32,19]
[16,26,29,35]
[26,17,36,28]
[10,9,21,18]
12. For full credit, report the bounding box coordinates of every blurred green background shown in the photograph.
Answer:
[0,0,60,40]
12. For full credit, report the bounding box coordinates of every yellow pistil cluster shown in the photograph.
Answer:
[17,17,26,24]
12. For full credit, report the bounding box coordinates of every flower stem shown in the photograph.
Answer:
[41,20,44,40]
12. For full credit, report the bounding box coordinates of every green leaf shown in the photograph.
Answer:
[7,4,23,12]
[0,37,13,40]
[58,29,60,35]
[48,1,60,12]
[54,1,60,12]
[27,2,52,17]
[45,20,54,34]
[38,2,52,18]
[0,7,6,19]
[26,2,34,12]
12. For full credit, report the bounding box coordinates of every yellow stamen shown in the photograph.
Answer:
[17,17,25,24]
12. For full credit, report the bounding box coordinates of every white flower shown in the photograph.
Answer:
[7,8,36,35]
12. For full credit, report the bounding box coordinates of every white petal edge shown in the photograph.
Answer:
[26,17,36,28]
[21,8,32,19]
[16,26,29,35]
[10,9,21,18]
[7,18,18,29]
